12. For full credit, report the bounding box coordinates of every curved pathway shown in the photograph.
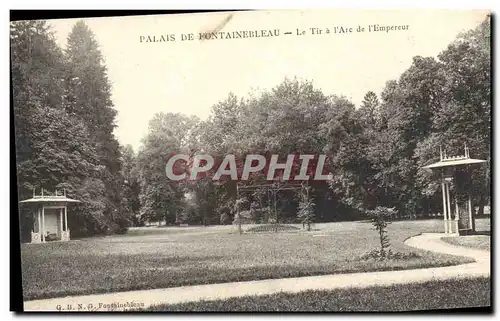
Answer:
[23,233,490,311]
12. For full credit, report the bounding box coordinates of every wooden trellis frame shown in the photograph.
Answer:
[235,181,307,234]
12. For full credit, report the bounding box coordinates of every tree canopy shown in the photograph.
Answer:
[12,16,490,233]
[12,20,132,239]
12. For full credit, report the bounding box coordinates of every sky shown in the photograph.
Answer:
[47,9,488,151]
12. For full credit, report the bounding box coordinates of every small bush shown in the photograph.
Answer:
[359,249,420,261]
[220,212,232,225]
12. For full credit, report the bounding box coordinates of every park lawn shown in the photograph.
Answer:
[148,277,491,311]
[20,219,489,301]
[441,235,490,251]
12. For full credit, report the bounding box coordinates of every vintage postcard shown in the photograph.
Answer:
[11,9,491,312]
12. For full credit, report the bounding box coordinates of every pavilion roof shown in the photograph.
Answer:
[423,158,487,169]
[19,195,80,204]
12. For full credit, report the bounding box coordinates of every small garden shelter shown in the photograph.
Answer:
[19,189,80,243]
[423,145,487,236]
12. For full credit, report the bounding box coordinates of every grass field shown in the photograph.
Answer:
[441,235,490,251]
[148,277,491,312]
[20,218,490,301]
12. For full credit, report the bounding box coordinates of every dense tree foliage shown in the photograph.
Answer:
[13,17,490,233]
[136,112,199,224]
[136,16,490,226]
[12,20,130,239]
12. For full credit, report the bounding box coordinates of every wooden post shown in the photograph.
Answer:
[442,182,448,233]
[64,206,68,231]
[236,184,242,235]
[273,185,278,233]
[468,170,475,232]
[455,195,460,235]
[60,207,64,236]
[37,207,41,234]
[468,193,473,231]
[41,206,45,242]
[445,183,452,233]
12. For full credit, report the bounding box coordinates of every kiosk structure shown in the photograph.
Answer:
[19,189,80,243]
[423,145,487,236]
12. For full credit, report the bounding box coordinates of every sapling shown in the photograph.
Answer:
[366,206,397,259]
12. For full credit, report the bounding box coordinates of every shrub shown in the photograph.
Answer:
[359,249,420,261]
[365,206,397,260]
[220,212,232,225]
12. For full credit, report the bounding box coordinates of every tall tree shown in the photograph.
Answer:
[64,21,126,232]
[370,56,447,217]
[358,91,380,129]
[350,91,382,211]
[11,20,65,192]
[137,112,199,224]
[120,145,141,226]
[11,20,111,238]
[320,95,368,218]
[415,16,491,215]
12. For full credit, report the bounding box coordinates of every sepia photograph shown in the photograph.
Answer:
[10,9,491,312]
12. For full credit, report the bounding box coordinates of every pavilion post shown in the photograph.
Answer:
[41,206,45,242]
[59,208,64,237]
[236,185,242,235]
[454,195,459,235]
[273,188,278,233]
[468,193,474,231]
[445,183,452,234]
[441,181,448,233]
[64,206,68,231]
[37,207,41,234]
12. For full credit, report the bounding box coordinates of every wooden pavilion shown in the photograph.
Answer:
[423,145,487,236]
[19,189,80,243]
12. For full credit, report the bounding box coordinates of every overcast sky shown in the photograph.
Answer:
[47,9,488,151]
